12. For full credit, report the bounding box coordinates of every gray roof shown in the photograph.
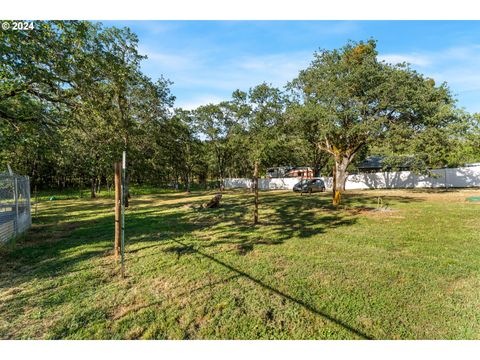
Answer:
[357,156,385,170]
[358,155,416,170]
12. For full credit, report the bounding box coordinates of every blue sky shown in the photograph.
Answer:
[104,21,480,113]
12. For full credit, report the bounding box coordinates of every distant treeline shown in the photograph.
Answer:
[1,22,479,200]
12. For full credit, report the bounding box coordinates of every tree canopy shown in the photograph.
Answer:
[1,25,478,202]
[288,39,462,204]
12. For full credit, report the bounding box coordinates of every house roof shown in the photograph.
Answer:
[357,156,416,170]
[267,166,313,172]
[357,156,385,170]
[288,166,313,171]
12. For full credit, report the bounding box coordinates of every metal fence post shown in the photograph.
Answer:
[121,151,126,278]
[14,176,19,237]
[26,176,32,226]
[114,162,121,259]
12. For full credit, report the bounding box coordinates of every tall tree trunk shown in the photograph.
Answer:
[332,156,350,206]
[90,177,97,198]
[216,150,224,192]
[185,173,190,193]
[253,161,259,225]
[118,88,130,209]
[332,163,337,204]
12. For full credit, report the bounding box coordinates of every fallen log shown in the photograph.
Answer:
[202,193,222,209]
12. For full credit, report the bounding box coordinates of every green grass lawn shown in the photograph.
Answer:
[1,188,479,339]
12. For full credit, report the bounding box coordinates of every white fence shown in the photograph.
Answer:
[224,165,480,191]
[225,177,301,190]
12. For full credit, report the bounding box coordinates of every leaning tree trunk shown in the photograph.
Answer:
[332,156,350,206]
[253,161,259,225]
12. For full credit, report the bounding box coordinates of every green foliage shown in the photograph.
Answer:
[0,21,175,191]
[289,40,456,158]
[287,40,465,200]
[1,27,478,193]
[192,83,304,179]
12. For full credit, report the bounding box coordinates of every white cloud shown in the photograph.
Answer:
[211,52,312,90]
[440,45,480,61]
[430,70,480,93]
[175,95,227,110]
[136,21,179,35]
[139,39,480,112]
[380,45,480,69]
[139,46,195,70]
[142,48,312,92]
[378,54,432,67]
[379,44,480,112]
[239,52,311,74]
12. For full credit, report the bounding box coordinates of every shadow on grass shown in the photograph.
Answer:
[113,274,242,324]
[0,189,424,337]
[184,190,423,254]
[26,189,420,266]
[169,238,374,340]
[407,188,470,193]
[0,192,212,294]
[1,189,423,283]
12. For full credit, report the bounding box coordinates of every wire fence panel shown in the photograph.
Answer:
[0,173,31,244]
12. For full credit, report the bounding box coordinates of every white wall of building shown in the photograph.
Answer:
[224,165,480,190]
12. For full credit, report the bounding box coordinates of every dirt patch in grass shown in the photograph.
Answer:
[112,300,154,321]
[358,188,479,203]
[0,286,24,299]
[348,205,395,213]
